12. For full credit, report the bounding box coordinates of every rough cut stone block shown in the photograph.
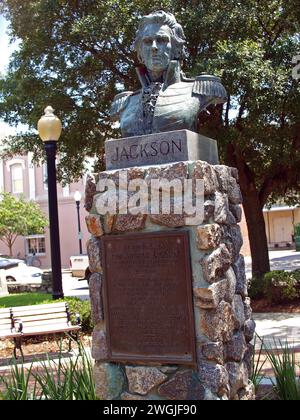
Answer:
[125,367,167,396]
[223,225,243,262]
[158,370,205,400]
[244,297,253,321]
[196,224,222,250]
[105,130,219,170]
[121,392,144,400]
[84,174,96,212]
[229,204,242,223]
[244,319,256,343]
[238,382,255,400]
[89,273,103,323]
[194,272,235,310]
[225,331,247,363]
[198,341,224,365]
[225,362,249,399]
[233,255,248,298]
[201,244,232,284]
[198,362,229,397]
[150,213,185,228]
[193,161,219,195]
[232,295,246,330]
[214,165,232,192]
[113,214,147,232]
[214,192,236,225]
[201,301,235,342]
[94,362,125,400]
[87,237,102,273]
[204,200,215,223]
[146,161,189,182]
[85,214,104,237]
[243,344,254,376]
[92,326,108,361]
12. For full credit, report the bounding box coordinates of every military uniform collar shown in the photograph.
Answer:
[136,61,182,90]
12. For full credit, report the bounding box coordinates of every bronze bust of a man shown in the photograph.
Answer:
[110,10,227,137]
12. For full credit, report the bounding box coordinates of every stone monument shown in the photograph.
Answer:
[86,10,255,401]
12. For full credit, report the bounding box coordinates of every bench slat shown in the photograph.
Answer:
[10,302,67,312]
[12,307,68,317]
[21,325,81,336]
[13,313,68,323]
[20,318,70,328]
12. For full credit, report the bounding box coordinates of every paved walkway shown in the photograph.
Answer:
[253,313,300,349]
[245,250,300,278]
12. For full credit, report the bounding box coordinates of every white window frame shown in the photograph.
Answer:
[25,235,46,256]
[11,163,24,194]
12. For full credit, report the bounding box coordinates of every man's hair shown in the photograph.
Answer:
[134,10,187,63]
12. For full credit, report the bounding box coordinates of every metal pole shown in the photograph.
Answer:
[76,200,83,255]
[45,141,64,299]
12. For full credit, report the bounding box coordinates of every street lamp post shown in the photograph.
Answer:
[74,190,83,255]
[38,106,64,300]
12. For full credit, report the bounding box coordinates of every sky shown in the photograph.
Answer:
[0,15,19,136]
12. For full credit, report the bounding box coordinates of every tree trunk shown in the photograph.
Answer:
[241,186,271,278]
[225,143,270,278]
[8,242,13,257]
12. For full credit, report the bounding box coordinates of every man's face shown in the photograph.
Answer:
[140,24,172,73]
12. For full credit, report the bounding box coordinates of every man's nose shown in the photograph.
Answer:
[151,40,158,51]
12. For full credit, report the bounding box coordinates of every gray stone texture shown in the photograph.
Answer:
[196,224,222,250]
[94,362,125,400]
[92,325,108,361]
[198,341,224,365]
[89,273,103,324]
[87,236,102,273]
[214,192,236,225]
[193,161,219,195]
[194,273,236,310]
[113,214,147,232]
[232,295,246,330]
[244,319,256,343]
[204,200,215,223]
[105,130,219,170]
[201,244,232,284]
[200,301,235,342]
[224,331,247,363]
[233,255,248,298]
[225,362,249,399]
[158,370,206,400]
[198,362,229,397]
[125,367,167,396]
[229,204,242,223]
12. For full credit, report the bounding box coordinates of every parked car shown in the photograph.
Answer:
[0,257,43,284]
[70,255,91,282]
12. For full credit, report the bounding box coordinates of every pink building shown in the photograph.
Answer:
[0,152,90,269]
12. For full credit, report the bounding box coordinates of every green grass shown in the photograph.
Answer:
[0,293,52,308]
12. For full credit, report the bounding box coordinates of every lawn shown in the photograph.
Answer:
[0,293,52,308]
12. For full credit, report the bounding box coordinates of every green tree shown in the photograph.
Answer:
[0,192,48,256]
[0,0,300,276]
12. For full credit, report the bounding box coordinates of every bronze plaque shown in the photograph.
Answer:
[102,230,196,366]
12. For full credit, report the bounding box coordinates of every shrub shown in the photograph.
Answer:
[264,271,299,305]
[248,275,266,299]
[40,297,93,334]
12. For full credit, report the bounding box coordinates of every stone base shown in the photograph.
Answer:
[86,160,255,400]
[105,130,219,170]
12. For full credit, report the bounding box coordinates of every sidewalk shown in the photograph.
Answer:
[253,312,300,349]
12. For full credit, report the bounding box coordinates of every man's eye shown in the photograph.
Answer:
[143,39,152,45]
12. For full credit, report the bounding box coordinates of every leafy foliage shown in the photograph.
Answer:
[1,0,300,274]
[249,270,300,304]
[0,192,48,255]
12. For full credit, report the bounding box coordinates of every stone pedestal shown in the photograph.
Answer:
[86,160,255,401]
[0,269,8,296]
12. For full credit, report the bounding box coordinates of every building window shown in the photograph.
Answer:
[11,164,24,193]
[25,235,46,256]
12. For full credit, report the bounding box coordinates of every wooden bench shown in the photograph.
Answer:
[0,302,81,359]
